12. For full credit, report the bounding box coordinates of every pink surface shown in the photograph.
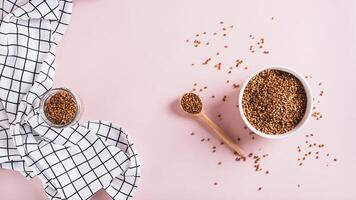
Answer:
[1,0,356,199]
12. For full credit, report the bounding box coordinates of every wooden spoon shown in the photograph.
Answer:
[179,93,244,157]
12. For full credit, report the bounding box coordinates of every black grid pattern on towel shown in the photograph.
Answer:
[0,1,140,200]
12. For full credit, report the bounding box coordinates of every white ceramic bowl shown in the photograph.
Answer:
[238,66,313,139]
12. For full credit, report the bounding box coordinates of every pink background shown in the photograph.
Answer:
[1,0,356,199]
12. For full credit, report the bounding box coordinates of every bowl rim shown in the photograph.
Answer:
[238,66,313,139]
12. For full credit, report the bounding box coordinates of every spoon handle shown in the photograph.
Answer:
[200,113,244,157]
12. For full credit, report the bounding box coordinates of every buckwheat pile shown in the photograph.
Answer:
[242,69,307,134]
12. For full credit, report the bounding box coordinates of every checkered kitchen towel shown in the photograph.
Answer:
[0,0,140,199]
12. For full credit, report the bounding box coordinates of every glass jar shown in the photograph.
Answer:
[39,87,82,128]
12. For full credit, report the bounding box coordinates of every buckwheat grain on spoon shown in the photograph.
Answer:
[179,92,245,157]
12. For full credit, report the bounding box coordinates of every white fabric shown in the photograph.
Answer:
[0,0,140,199]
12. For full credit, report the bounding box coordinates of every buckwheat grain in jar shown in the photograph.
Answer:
[39,88,82,128]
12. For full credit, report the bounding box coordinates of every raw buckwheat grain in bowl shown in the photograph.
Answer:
[240,68,310,136]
